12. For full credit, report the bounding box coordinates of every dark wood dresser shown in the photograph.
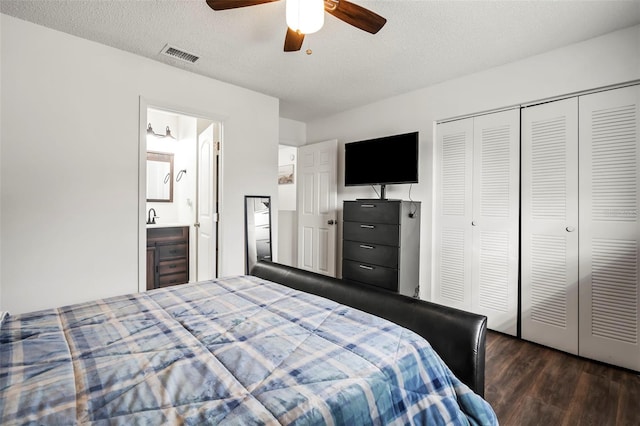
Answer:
[147,226,189,290]
[342,200,420,297]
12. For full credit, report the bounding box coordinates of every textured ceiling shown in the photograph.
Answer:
[2,0,639,121]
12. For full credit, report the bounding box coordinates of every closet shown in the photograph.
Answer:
[522,85,640,371]
[433,109,520,336]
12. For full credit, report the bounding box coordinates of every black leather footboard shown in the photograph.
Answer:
[250,261,487,397]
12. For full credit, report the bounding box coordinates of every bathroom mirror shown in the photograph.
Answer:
[147,151,174,202]
[244,195,272,274]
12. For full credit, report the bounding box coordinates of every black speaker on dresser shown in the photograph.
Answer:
[342,200,421,297]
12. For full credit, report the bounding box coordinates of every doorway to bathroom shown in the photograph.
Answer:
[140,102,222,291]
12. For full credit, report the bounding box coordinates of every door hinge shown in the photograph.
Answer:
[215,141,221,152]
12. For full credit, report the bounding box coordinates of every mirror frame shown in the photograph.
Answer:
[244,195,273,274]
[147,151,174,203]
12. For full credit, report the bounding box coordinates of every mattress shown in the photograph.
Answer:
[0,275,497,425]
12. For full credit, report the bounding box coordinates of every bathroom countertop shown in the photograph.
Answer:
[146,223,190,228]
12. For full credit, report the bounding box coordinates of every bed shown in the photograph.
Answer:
[0,261,497,425]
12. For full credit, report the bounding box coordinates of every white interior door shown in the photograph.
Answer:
[521,97,579,354]
[196,124,217,281]
[297,139,338,276]
[433,118,474,311]
[471,109,520,335]
[578,85,640,371]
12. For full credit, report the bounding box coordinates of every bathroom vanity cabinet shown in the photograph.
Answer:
[147,226,189,290]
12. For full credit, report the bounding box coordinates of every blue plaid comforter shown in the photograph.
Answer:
[0,275,497,425]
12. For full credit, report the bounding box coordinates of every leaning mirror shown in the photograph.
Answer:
[244,195,272,274]
[147,151,174,202]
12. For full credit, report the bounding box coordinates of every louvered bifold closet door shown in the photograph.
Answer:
[578,85,640,371]
[521,98,579,355]
[433,118,474,311]
[471,110,520,336]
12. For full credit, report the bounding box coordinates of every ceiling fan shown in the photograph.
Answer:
[205,0,387,52]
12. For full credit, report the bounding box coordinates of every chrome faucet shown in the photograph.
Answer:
[147,208,159,225]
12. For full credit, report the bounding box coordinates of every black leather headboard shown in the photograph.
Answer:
[249,261,487,397]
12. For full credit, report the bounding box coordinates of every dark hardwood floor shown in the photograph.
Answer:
[484,331,640,426]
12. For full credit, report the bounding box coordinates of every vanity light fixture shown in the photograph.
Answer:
[147,123,176,139]
[164,126,176,139]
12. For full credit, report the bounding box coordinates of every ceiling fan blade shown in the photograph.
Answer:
[206,0,280,11]
[325,0,386,34]
[284,28,304,52]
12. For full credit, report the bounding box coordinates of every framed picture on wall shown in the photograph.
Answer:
[278,164,294,185]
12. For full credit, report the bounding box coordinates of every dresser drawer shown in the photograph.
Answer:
[343,240,398,268]
[343,222,400,246]
[157,243,188,260]
[158,258,187,275]
[342,260,398,292]
[147,226,188,244]
[158,272,188,288]
[344,201,400,224]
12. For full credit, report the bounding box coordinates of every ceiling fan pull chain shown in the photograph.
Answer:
[306,38,313,55]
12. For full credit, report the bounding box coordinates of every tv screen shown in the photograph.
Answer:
[344,131,419,186]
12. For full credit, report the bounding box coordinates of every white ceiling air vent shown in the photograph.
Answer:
[160,44,200,64]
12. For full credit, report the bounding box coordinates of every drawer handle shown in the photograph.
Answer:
[359,265,374,270]
[360,224,375,229]
[169,264,177,269]
[169,250,179,255]
[169,279,177,283]
[360,204,376,208]
[359,244,375,250]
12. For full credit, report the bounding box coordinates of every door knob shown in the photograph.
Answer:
[566,226,575,232]
[327,220,336,225]
[471,221,477,226]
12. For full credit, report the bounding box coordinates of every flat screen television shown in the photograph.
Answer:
[344,131,418,199]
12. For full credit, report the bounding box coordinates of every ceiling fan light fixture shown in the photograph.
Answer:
[286,0,324,35]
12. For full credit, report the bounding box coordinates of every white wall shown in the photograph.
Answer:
[276,118,306,267]
[279,118,306,147]
[277,145,298,267]
[278,146,298,211]
[1,15,279,314]
[174,114,198,228]
[0,14,3,310]
[306,24,640,300]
